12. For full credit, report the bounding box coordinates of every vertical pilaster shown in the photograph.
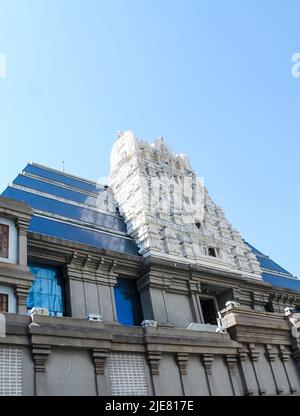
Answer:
[15,284,30,314]
[108,272,118,323]
[237,348,255,396]
[279,345,297,394]
[188,280,202,323]
[147,351,162,395]
[32,344,51,396]
[201,353,218,396]
[16,218,30,267]
[176,353,191,396]
[264,344,283,395]
[248,344,266,395]
[92,348,110,396]
[225,354,241,396]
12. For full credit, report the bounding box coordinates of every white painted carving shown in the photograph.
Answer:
[109,131,262,280]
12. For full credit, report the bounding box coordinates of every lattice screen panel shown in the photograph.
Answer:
[0,346,22,396]
[108,353,149,396]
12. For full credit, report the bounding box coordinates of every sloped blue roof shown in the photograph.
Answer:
[1,163,139,256]
[246,242,300,292]
[262,273,300,291]
[1,163,298,292]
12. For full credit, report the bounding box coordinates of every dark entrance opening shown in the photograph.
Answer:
[200,298,217,325]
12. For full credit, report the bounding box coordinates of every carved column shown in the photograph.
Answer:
[96,259,119,323]
[15,284,30,314]
[91,348,110,396]
[279,345,297,394]
[248,344,266,395]
[237,347,255,396]
[176,353,191,396]
[188,279,202,323]
[225,354,241,396]
[201,353,218,396]
[16,218,30,267]
[147,351,162,395]
[265,344,283,395]
[107,271,118,323]
[32,344,51,396]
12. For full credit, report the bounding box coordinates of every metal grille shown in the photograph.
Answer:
[108,353,148,396]
[0,346,22,396]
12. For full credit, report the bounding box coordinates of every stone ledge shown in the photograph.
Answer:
[0,196,33,218]
[1,313,241,355]
[221,308,293,345]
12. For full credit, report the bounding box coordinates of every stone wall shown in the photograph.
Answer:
[1,311,300,396]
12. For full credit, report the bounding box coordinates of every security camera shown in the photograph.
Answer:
[225,300,240,309]
[284,306,295,317]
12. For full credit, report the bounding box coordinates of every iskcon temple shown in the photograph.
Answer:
[0,130,299,396]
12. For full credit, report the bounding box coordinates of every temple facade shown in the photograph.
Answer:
[0,131,299,396]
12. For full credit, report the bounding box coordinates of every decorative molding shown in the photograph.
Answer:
[278,345,291,362]
[248,343,260,362]
[147,351,162,375]
[15,285,31,305]
[265,344,277,362]
[201,353,214,375]
[92,348,109,375]
[31,344,51,373]
[176,353,189,375]
[16,217,30,234]
[28,243,73,263]
[225,354,238,374]
[188,280,202,294]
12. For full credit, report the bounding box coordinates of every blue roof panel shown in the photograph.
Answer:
[262,273,300,292]
[29,216,139,256]
[245,242,267,258]
[2,187,127,233]
[24,164,100,193]
[245,241,294,277]
[245,241,298,292]
[13,174,103,208]
[258,257,294,276]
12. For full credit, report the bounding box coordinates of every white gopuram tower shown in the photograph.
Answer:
[109,130,261,280]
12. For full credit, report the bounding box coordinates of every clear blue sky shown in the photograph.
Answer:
[0,0,299,276]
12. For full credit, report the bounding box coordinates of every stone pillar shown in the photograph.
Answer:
[32,344,51,396]
[265,344,283,395]
[147,351,162,395]
[248,344,266,395]
[107,272,118,323]
[137,272,171,325]
[92,348,110,396]
[176,353,191,396]
[225,354,241,396]
[95,259,119,323]
[201,353,218,396]
[188,280,202,323]
[279,345,297,394]
[16,218,30,267]
[15,284,30,314]
[237,348,255,396]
